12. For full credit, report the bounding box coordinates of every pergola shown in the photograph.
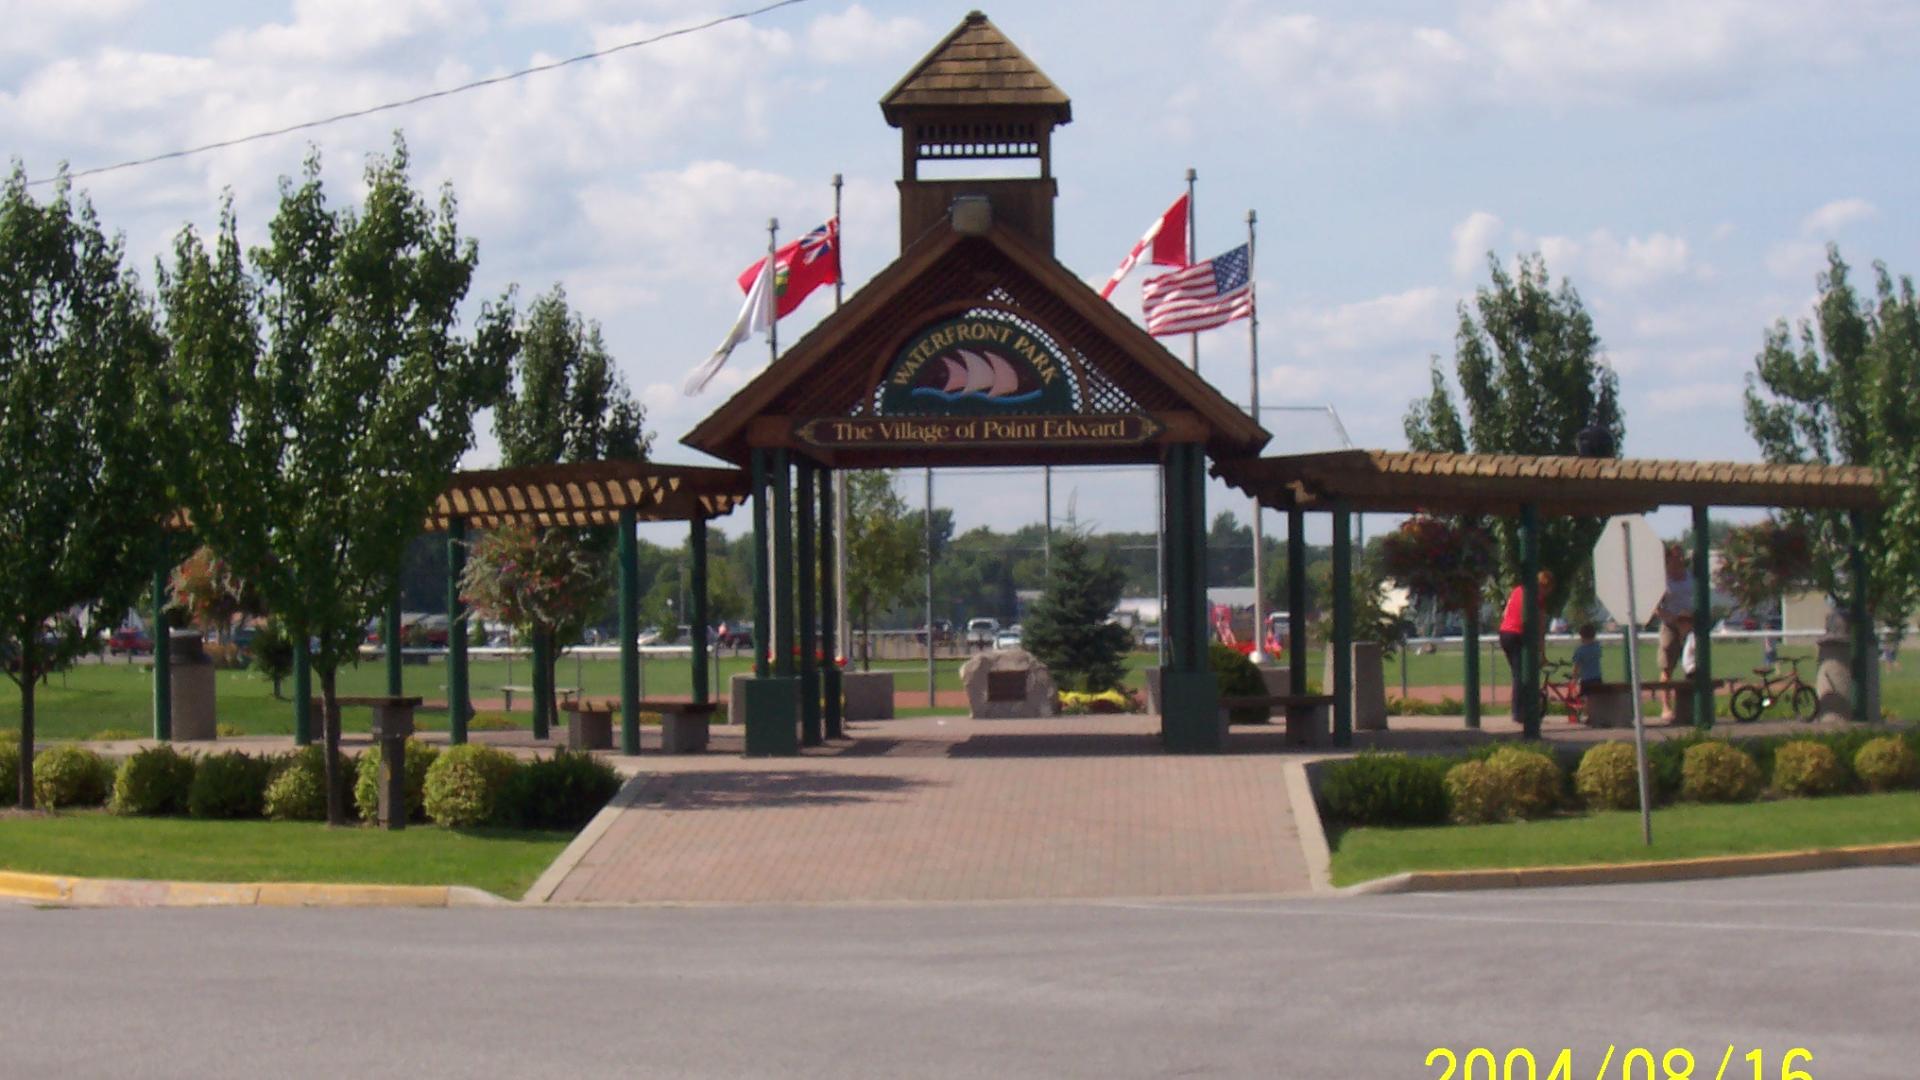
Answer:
[147,461,750,754]
[1215,450,1883,743]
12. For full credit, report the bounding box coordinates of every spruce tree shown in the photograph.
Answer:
[1022,534,1131,692]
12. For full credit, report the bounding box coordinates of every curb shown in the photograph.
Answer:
[1282,760,1334,893]
[522,769,654,903]
[0,870,509,909]
[1339,841,1920,895]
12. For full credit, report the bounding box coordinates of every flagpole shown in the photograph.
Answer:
[766,216,780,665]
[1247,208,1267,665]
[766,218,780,363]
[1185,167,1198,374]
[831,175,850,664]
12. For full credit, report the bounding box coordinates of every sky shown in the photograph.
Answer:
[5,0,1918,545]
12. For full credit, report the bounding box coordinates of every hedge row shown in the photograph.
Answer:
[10,742,621,831]
[1320,728,1920,827]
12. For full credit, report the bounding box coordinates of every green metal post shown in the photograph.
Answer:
[531,625,551,741]
[619,507,640,755]
[385,591,403,697]
[773,450,795,681]
[1164,447,1190,672]
[818,468,841,737]
[1850,509,1871,723]
[751,449,771,680]
[151,563,172,742]
[690,515,710,707]
[796,459,820,745]
[1463,608,1481,729]
[1519,503,1541,739]
[1187,445,1209,668]
[1692,505,1714,727]
[1287,506,1307,695]
[1331,506,1353,747]
[448,519,469,745]
[292,637,311,746]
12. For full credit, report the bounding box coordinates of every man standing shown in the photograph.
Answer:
[1653,543,1692,720]
[1499,570,1554,724]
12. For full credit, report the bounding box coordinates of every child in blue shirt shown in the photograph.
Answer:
[1571,623,1604,693]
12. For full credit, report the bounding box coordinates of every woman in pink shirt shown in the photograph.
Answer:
[1499,570,1554,724]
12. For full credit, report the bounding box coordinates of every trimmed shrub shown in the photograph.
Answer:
[423,744,519,827]
[188,751,272,819]
[32,745,114,809]
[468,715,519,732]
[1771,740,1847,798]
[263,746,329,821]
[110,745,197,816]
[354,740,440,823]
[1486,745,1561,819]
[0,738,18,798]
[1208,643,1269,725]
[87,728,143,742]
[1574,742,1642,811]
[1853,736,1919,793]
[1318,751,1449,826]
[1680,741,1762,803]
[1444,760,1507,824]
[496,750,623,830]
[1647,731,1709,803]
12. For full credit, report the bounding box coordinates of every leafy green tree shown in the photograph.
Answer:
[166,140,509,825]
[251,617,296,699]
[1404,253,1623,611]
[1022,533,1132,692]
[845,471,924,668]
[1745,246,1920,632]
[471,284,650,721]
[0,166,174,809]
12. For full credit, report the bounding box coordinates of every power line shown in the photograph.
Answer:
[29,0,814,187]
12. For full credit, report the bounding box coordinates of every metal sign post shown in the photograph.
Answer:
[1594,515,1665,847]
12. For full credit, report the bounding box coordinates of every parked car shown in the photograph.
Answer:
[715,622,756,650]
[993,628,1022,649]
[1140,628,1161,651]
[106,627,152,656]
[914,619,954,645]
[966,617,1000,648]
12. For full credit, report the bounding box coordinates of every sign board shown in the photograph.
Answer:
[1592,515,1665,623]
[878,309,1078,416]
[794,413,1162,452]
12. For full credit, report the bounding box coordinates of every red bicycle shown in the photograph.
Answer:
[1540,659,1587,724]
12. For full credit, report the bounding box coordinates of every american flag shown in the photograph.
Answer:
[1141,244,1253,336]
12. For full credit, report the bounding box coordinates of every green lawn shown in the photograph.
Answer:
[1329,790,1920,886]
[0,811,571,899]
[9,640,1912,741]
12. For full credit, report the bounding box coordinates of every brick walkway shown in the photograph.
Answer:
[542,714,1315,904]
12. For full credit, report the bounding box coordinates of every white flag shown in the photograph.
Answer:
[683,254,776,395]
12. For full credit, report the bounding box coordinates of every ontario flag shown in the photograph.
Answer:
[738,217,839,319]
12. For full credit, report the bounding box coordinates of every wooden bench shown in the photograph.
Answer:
[642,700,718,754]
[498,685,578,713]
[559,698,615,751]
[1218,693,1337,747]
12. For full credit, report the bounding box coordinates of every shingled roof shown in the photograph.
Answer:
[881,10,1071,124]
[1215,450,1882,517]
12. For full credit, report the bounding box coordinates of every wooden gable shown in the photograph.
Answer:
[881,11,1071,125]
[681,220,1269,469]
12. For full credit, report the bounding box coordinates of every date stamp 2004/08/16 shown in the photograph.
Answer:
[1425,1046,1814,1080]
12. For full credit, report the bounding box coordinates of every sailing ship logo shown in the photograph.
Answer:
[911,349,1042,405]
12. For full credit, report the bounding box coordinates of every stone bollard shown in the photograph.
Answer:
[168,631,218,741]
[1816,635,1880,722]
[369,701,417,830]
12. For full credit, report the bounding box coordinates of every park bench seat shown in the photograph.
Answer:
[498,684,579,713]
[559,698,616,751]
[1218,693,1336,747]
[640,699,718,754]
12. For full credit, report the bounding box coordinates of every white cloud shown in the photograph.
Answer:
[1276,287,1451,358]
[0,0,145,56]
[1450,211,1503,278]
[1643,381,1743,414]
[213,0,484,65]
[1799,197,1877,236]
[804,5,926,64]
[1215,0,1920,116]
[1524,228,1697,290]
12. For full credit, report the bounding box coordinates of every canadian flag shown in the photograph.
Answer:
[1100,194,1189,299]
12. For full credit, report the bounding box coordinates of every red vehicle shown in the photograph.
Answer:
[106,627,152,656]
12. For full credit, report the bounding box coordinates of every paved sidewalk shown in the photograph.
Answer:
[543,714,1315,904]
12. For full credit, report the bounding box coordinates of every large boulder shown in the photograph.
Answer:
[960,648,1057,719]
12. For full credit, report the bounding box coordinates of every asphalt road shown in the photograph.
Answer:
[4,867,1915,1079]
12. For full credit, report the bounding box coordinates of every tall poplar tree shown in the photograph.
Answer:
[166,140,510,824]
[1,167,174,809]
[1404,253,1623,609]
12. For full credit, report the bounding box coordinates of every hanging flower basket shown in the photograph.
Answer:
[1376,516,1496,616]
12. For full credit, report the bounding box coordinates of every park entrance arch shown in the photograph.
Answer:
[683,11,1269,753]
